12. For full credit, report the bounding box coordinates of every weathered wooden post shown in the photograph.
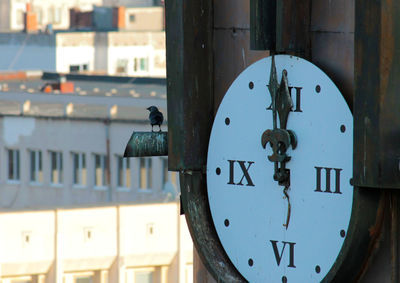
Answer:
[160,0,400,282]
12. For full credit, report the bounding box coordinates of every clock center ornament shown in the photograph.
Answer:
[207,55,354,282]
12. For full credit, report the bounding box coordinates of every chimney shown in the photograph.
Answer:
[112,6,125,29]
[24,3,38,33]
[58,76,74,93]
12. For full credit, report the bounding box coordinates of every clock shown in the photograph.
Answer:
[207,55,354,282]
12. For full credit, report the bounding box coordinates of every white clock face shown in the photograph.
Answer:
[207,55,353,283]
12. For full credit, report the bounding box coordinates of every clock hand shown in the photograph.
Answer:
[283,184,291,229]
[262,55,297,229]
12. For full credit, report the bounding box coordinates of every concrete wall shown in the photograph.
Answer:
[94,32,108,72]
[0,211,55,276]
[0,0,11,31]
[0,33,56,71]
[125,7,164,31]
[0,203,193,283]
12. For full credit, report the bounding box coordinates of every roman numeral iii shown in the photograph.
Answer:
[314,166,343,194]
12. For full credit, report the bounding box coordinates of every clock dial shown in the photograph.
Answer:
[207,55,353,282]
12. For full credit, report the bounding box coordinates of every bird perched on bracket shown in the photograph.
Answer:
[147,106,164,132]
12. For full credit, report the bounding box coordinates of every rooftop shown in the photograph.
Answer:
[0,71,167,122]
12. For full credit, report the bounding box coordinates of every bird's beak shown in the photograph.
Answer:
[146,107,150,110]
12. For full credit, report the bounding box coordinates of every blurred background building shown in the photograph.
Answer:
[0,0,164,32]
[0,1,191,282]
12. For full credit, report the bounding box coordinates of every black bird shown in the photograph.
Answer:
[147,106,164,132]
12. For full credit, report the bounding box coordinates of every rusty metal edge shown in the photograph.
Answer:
[123,131,168,157]
[180,172,247,282]
[322,187,385,282]
[323,77,385,281]
[165,0,245,280]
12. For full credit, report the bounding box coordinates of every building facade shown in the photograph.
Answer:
[0,74,171,209]
[0,73,191,283]
[0,0,102,32]
[0,0,163,32]
[0,203,192,283]
[0,31,166,77]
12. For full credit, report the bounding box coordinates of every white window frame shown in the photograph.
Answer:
[50,151,63,186]
[162,158,177,189]
[7,149,20,183]
[29,149,43,184]
[54,6,62,24]
[139,157,152,190]
[72,152,86,188]
[94,154,107,190]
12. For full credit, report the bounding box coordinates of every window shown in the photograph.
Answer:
[135,270,153,283]
[139,158,152,189]
[29,150,43,183]
[117,156,130,188]
[22,231,32,247]
[16,9,24,25]
[34,7,43,24]
[74,276,93,283]
[134,58,149,72]
[50,151,63,185]
[140,58,148,71]
[94,154,107,188]
[48,6,61,24]
[54,7,62,24]
[73,153,86,186]
[129,14,136,22]
[69,63,89,73]
[63,273,93,283]
[8,149,20,181]
[125,268,154,283]
[116,59,128,74]
[70,65,80,72]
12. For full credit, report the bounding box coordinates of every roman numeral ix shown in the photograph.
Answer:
[315,166,343,194]
[227,160,255,186]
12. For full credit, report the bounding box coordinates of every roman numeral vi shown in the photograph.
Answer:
[270,240,296,268]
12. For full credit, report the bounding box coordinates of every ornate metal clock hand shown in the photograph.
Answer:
[261,55,297,229]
